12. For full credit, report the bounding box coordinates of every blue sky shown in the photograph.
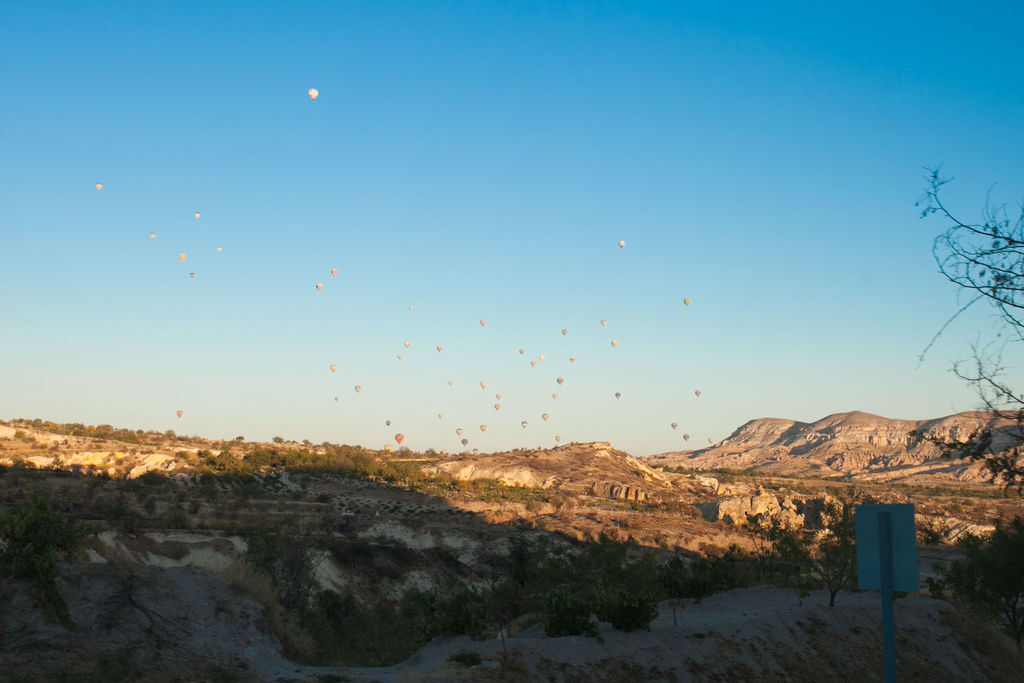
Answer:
[2,1,1023,455]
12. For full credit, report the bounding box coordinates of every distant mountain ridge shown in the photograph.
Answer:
[645,410,1019,484]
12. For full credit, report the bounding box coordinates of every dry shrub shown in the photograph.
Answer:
[219,561,315,662]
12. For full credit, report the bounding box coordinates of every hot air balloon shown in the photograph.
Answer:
[614,392,621,399]
[695,390,702,398]
[384,444,393,452]
[530,361,537,367]
[611,340,619,348]
[683,434,690,442]
[438,413,443,420]
[480,381,487,389]
[403,341,410,348]
[395,433,404,445]
[176,410,183,418]
[480,319,487,327]
[708,437,713,444]
[330,268,338,276]
[552,393,558,399]
[494,404,501,411]
[189,273,196,278]
[618,240,625,248]
[555,435,562,442]
[179,253,186,262]
[521,421,528,428]
[386,420,391,426]
[354,385,362,393]
[542,413,549,421]
[600,319,607,326]
[519,348,525,355]
[456,428,464,436]
[495,393,502,400]
[436,345,442,352]
[193,212,200,219]
[480,425,487,432]
[316,283,323,292]
[149,232,156,239]
[671,422,678,430]
[448,380,454,386]
[95,183,103,191]
[308,88,319,101]
[329,364,337,373]
[216,247,223,252]
[334,396,339,401]
[397,353,403,360]
[461,438,469,446]
[556,377,564,385]
[569,356,575,363]
[561,329,567,336]
[409,305,414,311]
[683,298,692,307]
[538,354,545,362]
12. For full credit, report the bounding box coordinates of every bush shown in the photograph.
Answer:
[596,585,658,631]
[0,492,88,626]
[541,587,597,637]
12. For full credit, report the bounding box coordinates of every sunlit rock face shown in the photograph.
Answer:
[646,411,1021,485]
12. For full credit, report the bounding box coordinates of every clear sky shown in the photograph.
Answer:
[2,1,1023,455]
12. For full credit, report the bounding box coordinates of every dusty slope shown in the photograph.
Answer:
[647,410,1019,484]
[6,565,1021,682]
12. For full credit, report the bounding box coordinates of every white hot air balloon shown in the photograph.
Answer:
[308,88,319,101]
[95,183,103,191]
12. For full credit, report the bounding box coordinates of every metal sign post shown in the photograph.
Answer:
[856,504,917,683]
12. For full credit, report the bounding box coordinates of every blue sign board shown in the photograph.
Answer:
[856,504,918,592]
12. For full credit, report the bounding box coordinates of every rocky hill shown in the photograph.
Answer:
[647,410,1020,484]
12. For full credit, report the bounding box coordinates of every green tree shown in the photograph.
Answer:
[776,492,859,606]
[930,516,1024,647]
[0,492,88,626]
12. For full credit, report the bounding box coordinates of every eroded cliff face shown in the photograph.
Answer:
[647,411,1020,485]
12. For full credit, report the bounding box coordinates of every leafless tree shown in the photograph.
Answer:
[920,167,1024,489]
